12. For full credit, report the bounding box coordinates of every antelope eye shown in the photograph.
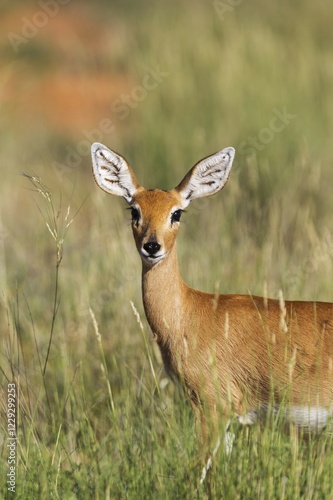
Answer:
[131,207,140,223]
[171,209,183,224]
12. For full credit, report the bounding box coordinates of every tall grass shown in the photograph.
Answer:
[1,0,333,497]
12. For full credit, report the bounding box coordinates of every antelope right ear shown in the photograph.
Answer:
[175,147,235,207]
[91,142,141,203]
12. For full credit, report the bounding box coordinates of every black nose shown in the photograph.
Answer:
[143,241,161,255]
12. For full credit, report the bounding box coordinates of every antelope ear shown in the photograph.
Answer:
[175,147,235,206]
[91,142,141,203]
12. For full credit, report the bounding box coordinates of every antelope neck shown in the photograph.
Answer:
[141,245,189,341]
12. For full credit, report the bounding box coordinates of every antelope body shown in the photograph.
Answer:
[91,142,333,445]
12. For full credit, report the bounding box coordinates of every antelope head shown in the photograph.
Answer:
[91,142,235,268]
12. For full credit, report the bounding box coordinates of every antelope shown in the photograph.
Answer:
[91,142,333,470]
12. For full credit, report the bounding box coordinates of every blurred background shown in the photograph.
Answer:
[1,0,332,300]
[1,0,333,492]
[2,0,333,387]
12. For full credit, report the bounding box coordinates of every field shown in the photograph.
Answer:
[1,0,333,497]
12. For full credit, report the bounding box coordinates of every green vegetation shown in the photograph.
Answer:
[1,0,333,497]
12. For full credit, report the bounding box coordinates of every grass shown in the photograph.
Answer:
[1,0,333,497]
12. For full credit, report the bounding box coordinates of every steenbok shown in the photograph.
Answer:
[91,142,333,474]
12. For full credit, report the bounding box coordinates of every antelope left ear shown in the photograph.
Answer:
[175,147,235,206]
[91,142,141,203]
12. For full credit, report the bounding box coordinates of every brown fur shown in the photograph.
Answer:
[91,144,333,437]
[133,190,333,420]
